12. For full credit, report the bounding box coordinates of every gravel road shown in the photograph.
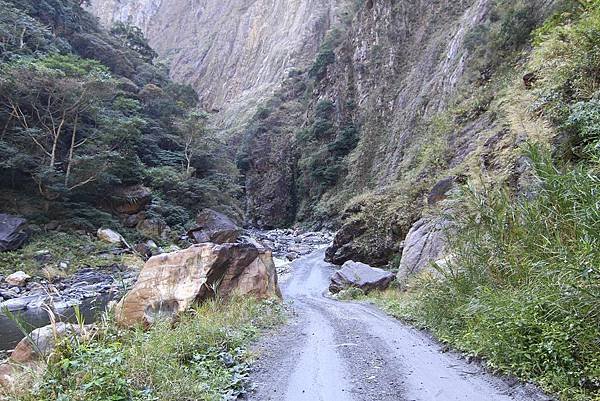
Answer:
[248,250,553,401]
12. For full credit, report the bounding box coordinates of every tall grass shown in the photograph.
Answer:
[388,146,599,400]
[12,297,285,401]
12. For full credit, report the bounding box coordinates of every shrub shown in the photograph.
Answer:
[309,48,335,80]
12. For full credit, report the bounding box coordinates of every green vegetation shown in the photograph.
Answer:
[0,0,240,238]
[0,232,144,277]
[295,98,360,219]
[110,21,157,63]
[369,147,599,400]
[11,297,285,401]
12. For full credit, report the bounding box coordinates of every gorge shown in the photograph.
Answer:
[0,0,598,400]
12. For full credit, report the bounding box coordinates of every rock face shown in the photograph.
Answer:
[397,217,453,283]
[112,185,152,214]
[88,0,339,127]
[187,209,242,244]
[0,214,29,252]
[329,260,395,294]
[115,242,281,327]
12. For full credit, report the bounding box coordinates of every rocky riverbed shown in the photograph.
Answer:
[0,228,333,353]
[247,229,333,260]
[0,265,137,313]
[0,229,332,314]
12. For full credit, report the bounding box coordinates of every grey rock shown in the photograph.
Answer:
[397,217,453,283]
[0,214,29,252]
[428,177,456,206]
[0,289,18,300]
[187,209,241,244]
[1,296,41,312]
[329,261,395,294]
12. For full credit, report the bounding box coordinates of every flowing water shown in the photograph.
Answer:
[0,294,113,353]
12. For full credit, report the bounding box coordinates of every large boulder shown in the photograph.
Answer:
[187,209,241,244]
[0,214,29,252]
[396,216,452,283]
[114,242,281,327]
[325,219,368,265]
[329,261,395,294]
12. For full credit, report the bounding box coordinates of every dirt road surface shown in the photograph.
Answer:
[248,250,553,401]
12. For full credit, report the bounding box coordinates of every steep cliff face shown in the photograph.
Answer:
[89,0,561,260]
[241,0,561,258]
[89,0,339,126]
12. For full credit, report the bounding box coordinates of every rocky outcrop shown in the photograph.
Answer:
[0,214,29,252]
[329,260,394,294]
[88,0,339,127]
[428,177,458,206]
[397,217,453,283]
[112,185,152,215]
[325,219,396,267]
[115,242,281,327]
[187,209,242,244]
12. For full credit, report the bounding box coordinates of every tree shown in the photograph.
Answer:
[173,111,211,176]
[0,54,117,195]
[110,21,157,63]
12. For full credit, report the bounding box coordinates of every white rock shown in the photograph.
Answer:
[5,271,31,287]
[97,228,123,244]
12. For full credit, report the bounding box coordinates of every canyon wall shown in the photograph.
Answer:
[89,0,560,262]
[89,0,340,125]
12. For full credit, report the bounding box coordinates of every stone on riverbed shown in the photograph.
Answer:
[11,323,93,363]
[0,323,93,393]
[4,271,31,287]
[97,228,124,244]
[115,242,281,327]
[329,260,395,294]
